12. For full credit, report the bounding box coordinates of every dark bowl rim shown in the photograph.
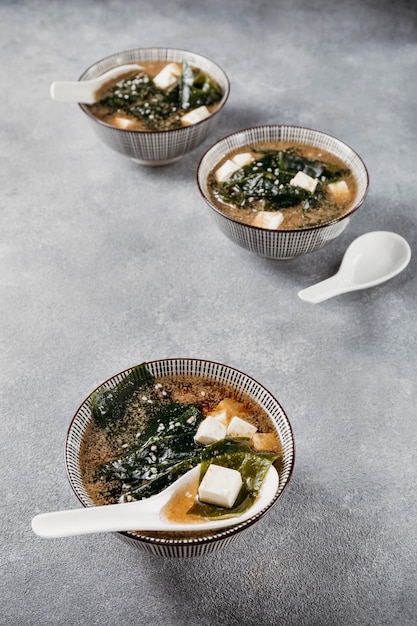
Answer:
[65,357,295,547]
[77,47,230,135]
[196,124,370,233]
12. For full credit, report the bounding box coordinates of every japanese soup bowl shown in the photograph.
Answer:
[65,358,295,558]
[196,125,369,259]
[78,48,230,165]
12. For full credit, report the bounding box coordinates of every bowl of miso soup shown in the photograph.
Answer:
[78,48,230,165]
[197,125,369,258]
[66,359,295,557]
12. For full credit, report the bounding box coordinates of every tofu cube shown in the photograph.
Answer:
[215,153,254,182]
[251,432,281,453]
[198,463,243,508]
[226,416,257,439]
[181,105,210,126]
[232,152,254,167]
[206,408,228,426]
[328,180,350,203]
[194,416,227,445]
[289,171,318,193]
[153,62,182,90]
[252,211,284,230]
[216,398,247,419]
[215,159,241,182]
[112,116,137,130]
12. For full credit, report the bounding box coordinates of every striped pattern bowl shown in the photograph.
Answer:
[65,359,295,558]
[197,125,369,259]
[78,48,230,166]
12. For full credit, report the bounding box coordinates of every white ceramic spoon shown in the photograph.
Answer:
[50,64,143,104]
[31,464,278,538]
[298,231,411,304]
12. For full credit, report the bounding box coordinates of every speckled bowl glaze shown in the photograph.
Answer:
[65,358,295,558]
[197,125,369,259]
[78,48,230,165]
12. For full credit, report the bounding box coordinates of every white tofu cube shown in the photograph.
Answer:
[226,416,257,439]
[198,464,243,508]
[232,152,254,167]
[252,211,284,229]
[164,62,182,78]
[328,180,350,202]
[194,416,227,445]
[153,62,181,90]
[289,171,318,193]
[181,105,210,126]
[215,398,247,420]
[207,408,228,426]
[215,153,254,182]
[215,159,241,182]
[112,116,137,130]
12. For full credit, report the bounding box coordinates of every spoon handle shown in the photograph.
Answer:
[31,500,163,538]
[50,81,97,104]
[50,64,144,104]
[298,275,349,303]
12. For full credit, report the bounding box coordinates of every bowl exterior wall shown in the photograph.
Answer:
[79,48,230,164]
[210,211,350,259]
[197,125,369,258]
[85,113,220,164]
[65,359,295,557]
[115,525,244,557]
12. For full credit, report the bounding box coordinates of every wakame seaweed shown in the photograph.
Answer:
[95,400,204,499]
[179,62,222,110]
[90,362,154,428]
[96,61,222,131]
[211,148,350,212]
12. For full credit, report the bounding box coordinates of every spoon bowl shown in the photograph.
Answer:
[32,464,279,538]
[50,64,144,104]
[298,231,411,303]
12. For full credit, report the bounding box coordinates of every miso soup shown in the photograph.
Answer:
[79,364,282,537]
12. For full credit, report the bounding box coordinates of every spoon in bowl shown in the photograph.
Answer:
[50,64,143,104]
[31,464,278,538]
[298,231,411,304]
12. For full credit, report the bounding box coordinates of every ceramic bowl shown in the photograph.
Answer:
[65,358,295,557]
[78,48,230,165]
[197,125,369,259]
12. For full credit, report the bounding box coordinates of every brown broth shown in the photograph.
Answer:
[208,141,357,230]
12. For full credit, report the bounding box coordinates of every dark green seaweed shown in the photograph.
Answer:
[90,363,154,428]
[95,400,204,499]
[179,61,222,110]
[211,148,349,213]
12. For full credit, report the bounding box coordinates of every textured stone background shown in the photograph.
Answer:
[1,1,416,624]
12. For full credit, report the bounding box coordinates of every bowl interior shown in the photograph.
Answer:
[197,125,369,227]
[66,359,295,547]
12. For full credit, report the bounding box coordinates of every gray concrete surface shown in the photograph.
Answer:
[1,1,416,624]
